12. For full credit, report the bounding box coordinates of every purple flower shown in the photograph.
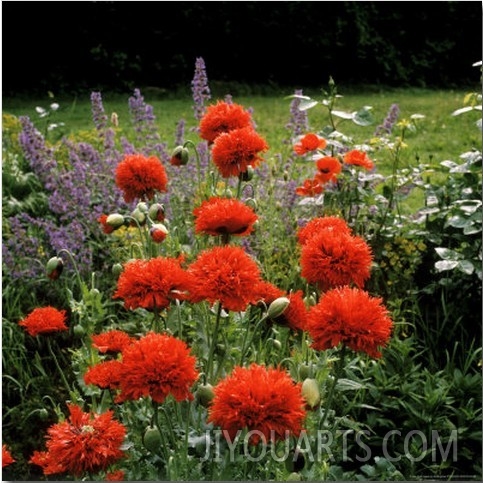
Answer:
[374,103,400,136]
[191,57,211,122]
[285,89,309,139]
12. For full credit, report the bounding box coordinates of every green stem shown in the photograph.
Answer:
[239,313,269,366]
[206,303,223,380]
[319,345,346,430]
[57,249,83,297]
[46,337,73,397]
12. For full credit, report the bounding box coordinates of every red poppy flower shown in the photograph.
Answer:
[2,445,15,467]
[18,307,68,337]
[193,197,258,237]
[83,360,123,390]
[211,126,269,178]
[343,149,375,170]
[297,216,352,246]
[29,404,126,477]
[113,256,193,311]
[306,286,393,358]
[115,154,168,202]
[188,245,262,312]
[208,364,306,444]
[300,231,373,290]
[295,178,324,197]
[294,133,327,155]
[91,330,133,353]
[199,101,253,144]
[315,156,342,183]
[114,332,198,403]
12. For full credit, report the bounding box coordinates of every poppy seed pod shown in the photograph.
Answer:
[46,256,64,280]
[267,296,290,319]
[112,263,123,277]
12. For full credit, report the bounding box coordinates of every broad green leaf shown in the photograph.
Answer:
[331,109,353,119]
[457,260,475,275]
[435,260,459,271]
[352,106,374,126]
[464,224,482,235]
[446,216,470,228]
[435,247,460,260]
[297,98,319,111]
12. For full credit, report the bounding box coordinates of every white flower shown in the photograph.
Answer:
[50,103,60,111]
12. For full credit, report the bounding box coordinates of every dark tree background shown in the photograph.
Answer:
[2,1,482,96]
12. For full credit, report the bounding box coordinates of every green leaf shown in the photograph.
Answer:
[457,260,475,275]
[352,106,374,126]
[435,260,459,272]
[446,216,470,228]
[336,378,365,391]
[435,247,460,260]
[331,109,353,119]
[298,99,319,111]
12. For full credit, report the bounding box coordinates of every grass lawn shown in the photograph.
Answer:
[3,86,480,171]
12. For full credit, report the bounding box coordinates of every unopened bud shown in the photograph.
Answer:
[106,213,125,229]
[170,146,190,166]
[267,297,290,319]
[143,426,161,453]
[150,223,168,243]
[239,165,255,181]
[148,203,165,222]
[131,208,146,225]
[46,256,63,280]
[301,378,321,409]
[112,263,123,277]
[298,363,312,380]
[136,202,149,213]
[195,383,215,408]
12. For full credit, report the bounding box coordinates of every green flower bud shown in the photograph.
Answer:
[239,165,255,181]
[46,256,63,280]
[131,208,146,225]
[73,325,86,338]
[301,378,321,409]
[286,472,302,481]
[148,203,165,222]
[170,146,190,166]
[112,263,123,277]
[37,408,49,421]
[136,202,149,213]
[267,296,290,319]
[106,213,125,229]
[298,363,312,380]
[143,425,162,453]
[195,383,215,408]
